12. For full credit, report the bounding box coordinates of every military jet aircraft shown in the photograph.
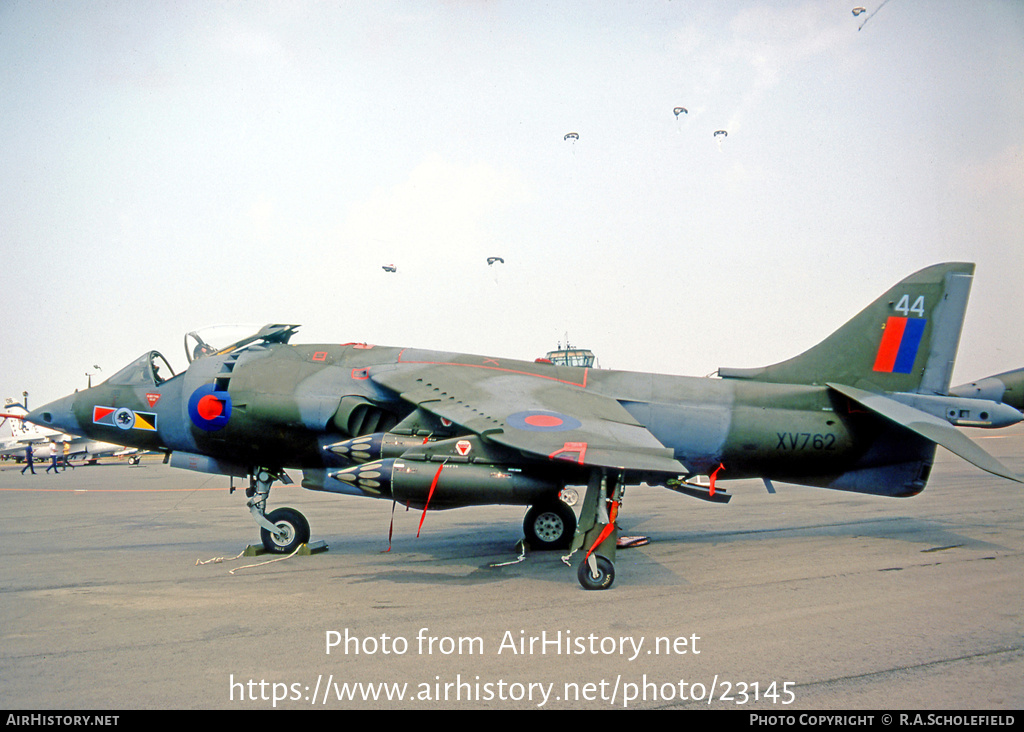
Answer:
[27,263,1022,589]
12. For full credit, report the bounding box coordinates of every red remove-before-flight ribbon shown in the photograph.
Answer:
[709,463,725,497]
[416,463,445,538]
[585,500,620,561]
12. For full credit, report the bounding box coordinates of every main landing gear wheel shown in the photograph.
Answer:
[577,554,615,590]
[524,501,577,550]
[260,507,310,554]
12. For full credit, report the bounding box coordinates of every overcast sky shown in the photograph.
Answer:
[2,1,1021,408]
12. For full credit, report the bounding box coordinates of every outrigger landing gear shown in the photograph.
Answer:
[246,468,309,553]
[566,470,624,590]
[577,554,615,590]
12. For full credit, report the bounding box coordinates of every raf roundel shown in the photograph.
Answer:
[506,410,582,433]
[188,383,232,431]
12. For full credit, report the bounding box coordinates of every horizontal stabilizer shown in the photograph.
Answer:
[828,383,1023,484]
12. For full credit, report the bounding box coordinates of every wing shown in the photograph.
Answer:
[370,359,685,474]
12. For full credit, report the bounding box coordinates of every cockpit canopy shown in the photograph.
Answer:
[105,351,176,387]
[102,325,300,388]
[184,324,299,363]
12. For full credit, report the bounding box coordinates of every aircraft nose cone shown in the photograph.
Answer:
[27,393,81,435]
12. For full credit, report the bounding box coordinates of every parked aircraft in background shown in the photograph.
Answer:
[951,367,1024,417]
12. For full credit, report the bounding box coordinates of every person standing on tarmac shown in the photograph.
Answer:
[46,440,60,474]
[21,443,36,475]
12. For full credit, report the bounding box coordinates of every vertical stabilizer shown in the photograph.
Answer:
[719,263,975,395]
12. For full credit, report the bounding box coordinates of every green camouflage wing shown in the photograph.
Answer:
[370,360,685,474]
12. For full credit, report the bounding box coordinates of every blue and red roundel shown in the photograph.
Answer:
[506,410,582,432]
[188,384,232,431]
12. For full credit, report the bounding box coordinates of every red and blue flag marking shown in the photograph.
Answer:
[873,317,926,374]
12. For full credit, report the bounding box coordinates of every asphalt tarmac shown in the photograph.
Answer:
[2,426,1021,710]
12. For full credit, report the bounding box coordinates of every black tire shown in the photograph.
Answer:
[523,500,576,550]
[577,554,615,590]
[260,507,311,554]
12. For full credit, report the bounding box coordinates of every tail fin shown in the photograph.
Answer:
[722,262,1022,488]
[1,403,31,438]
[719,262,974,395]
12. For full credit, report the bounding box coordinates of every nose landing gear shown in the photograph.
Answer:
[246,468,310,554]
[260,507,310,554]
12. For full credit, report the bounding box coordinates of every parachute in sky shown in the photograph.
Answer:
[487,257,504,266]
[673,107,688,117]
[564,132,580,161]
[852,7,866,16]
[713,130,728,138]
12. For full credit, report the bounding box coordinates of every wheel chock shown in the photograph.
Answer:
[242,540,328,557]
[298,540,328,555]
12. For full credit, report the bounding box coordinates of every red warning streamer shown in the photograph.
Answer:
[585,500,620,561]
[417,463,445,538]
[709,463,725,497]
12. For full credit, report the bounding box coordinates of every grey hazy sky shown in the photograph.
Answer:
[2,1,1021,406]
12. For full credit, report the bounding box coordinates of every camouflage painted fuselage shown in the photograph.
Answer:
[37,341,922,498]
